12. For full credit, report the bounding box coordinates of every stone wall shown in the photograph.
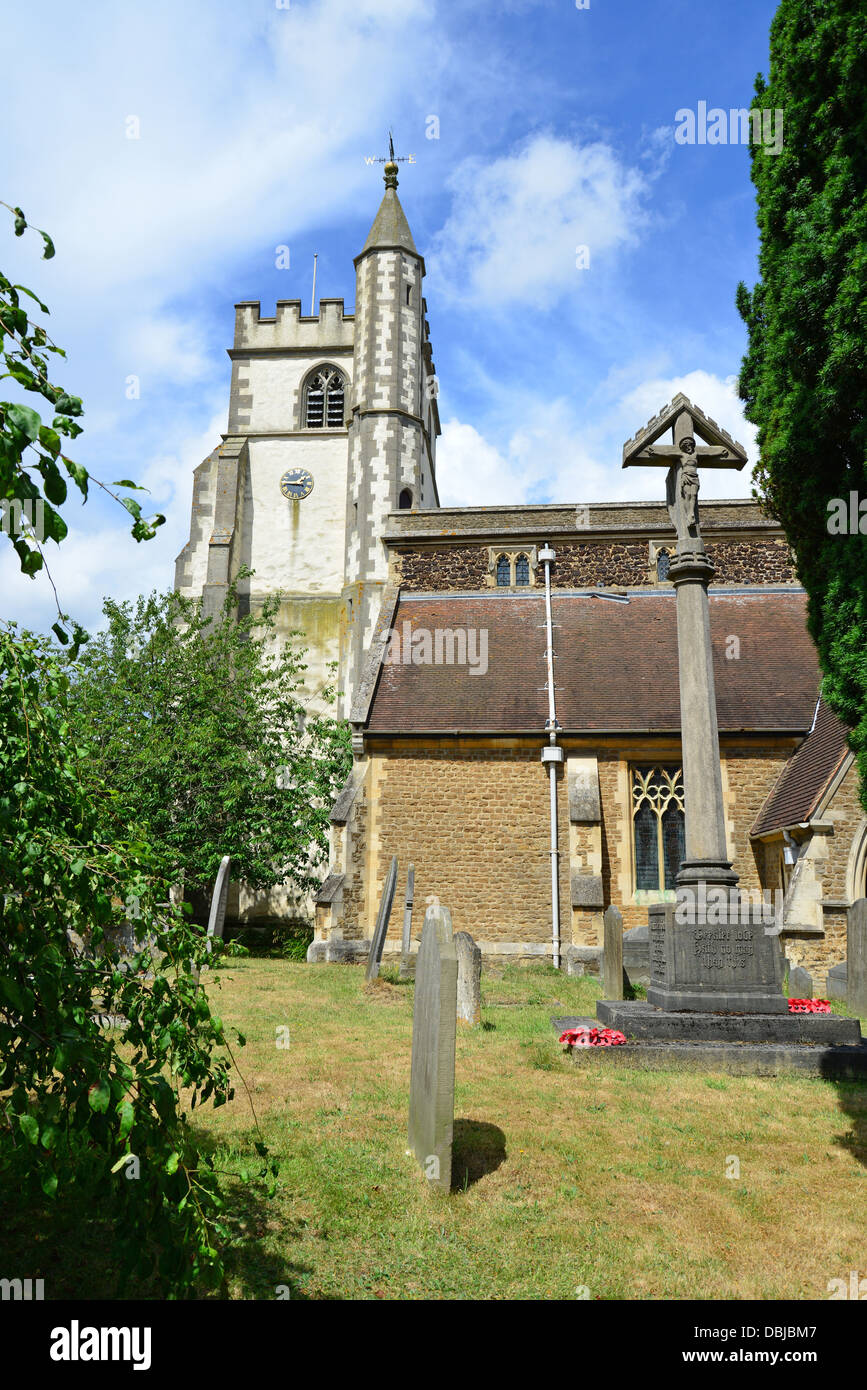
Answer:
[368,745,569,949]
[393,538,797,592]
[350,738,817,957]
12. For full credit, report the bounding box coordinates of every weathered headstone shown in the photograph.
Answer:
[603,904,624,1001]
[848,899,867,1016]
[788,965,813,999]
[399,863,415,981]
[454,931,481,1026]
[827,960,848,1002]
[365,855,398,981]
[407,904,458,1192]
[205,855,231,954]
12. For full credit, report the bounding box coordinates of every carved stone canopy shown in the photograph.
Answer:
[621,393,748,470]
[622,394,748,558]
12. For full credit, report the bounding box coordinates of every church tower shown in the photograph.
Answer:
[175,157,440,722]
[341,157,440,711]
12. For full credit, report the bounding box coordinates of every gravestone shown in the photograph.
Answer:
[827,961,848,1002]
[205,855,231,954]
[788,965,813,999]
[407,904,458,1192]
[603,904,624,1001]
[454,931,482,1026]
[848,899,867,1016]
[365,854,398,982]
[622,925,650,986]
[399,863,415,981]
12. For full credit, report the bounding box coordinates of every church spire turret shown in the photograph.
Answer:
[340,138,440,714]
[358,147,417,257]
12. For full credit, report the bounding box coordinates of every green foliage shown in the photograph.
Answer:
[736,1,867,805]
[0,203,165,650]
[64,576,352,905]
[0,622,265,1295]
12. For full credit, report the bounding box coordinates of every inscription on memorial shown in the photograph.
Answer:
[650,918,667,983]
[693,927,755,971]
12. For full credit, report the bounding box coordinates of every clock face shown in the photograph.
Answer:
[280,468,314,500]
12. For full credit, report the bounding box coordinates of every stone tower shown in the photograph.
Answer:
[341,158,441,711]
[175,162,440,721]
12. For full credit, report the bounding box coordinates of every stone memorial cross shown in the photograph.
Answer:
[623,394,748,893]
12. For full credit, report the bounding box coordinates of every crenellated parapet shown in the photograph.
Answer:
[233,298,355,353]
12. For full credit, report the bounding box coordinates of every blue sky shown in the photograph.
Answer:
[1,0,780,634]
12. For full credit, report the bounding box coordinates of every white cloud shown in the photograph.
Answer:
[2,407,225,635]
[429,133,649,308]
[437,370,757,508]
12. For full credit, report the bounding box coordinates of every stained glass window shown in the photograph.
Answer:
[657,548,671,581]
[515,554,530,586]
[496,555,511,586]
[632,765,685,893]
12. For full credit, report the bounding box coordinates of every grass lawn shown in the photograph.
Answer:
[181,957,867,1301]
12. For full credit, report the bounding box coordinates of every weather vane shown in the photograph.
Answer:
[365,130,416,169]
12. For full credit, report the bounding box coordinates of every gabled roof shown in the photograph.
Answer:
[622,392,748,467]
[751,700,853,837]
[365,589,819,735]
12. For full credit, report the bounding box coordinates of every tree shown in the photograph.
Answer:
[0,209,269,1295]
[0,621,251,1294]
[0,203,164,651]
[736,0,867,803]
[65,577,352,913]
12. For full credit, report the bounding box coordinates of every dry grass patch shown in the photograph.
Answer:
[176,957,867,1300]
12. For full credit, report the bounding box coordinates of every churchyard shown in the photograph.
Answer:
[156,957,867,1300]
[5,953,862,1301]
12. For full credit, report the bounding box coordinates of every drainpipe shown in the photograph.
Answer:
[539,544,564,968]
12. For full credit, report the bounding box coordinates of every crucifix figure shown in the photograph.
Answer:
[624,397,746,560]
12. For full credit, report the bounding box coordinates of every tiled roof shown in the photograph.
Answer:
[366,589,820,734]
[751,700,852,837]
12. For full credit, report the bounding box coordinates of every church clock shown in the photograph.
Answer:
[280,468,314,500]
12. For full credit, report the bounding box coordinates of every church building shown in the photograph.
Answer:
[175,160,864,994]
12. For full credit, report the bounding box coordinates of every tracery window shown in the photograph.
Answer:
[304,366,345,428]
[515,554,530,586]
[656,547,671,581]
[632,765,685,893]
[496,554,511,586]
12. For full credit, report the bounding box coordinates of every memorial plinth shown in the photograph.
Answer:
[646,901,787,1014]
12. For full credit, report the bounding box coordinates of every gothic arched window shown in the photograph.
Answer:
[398,488,413,510]
[632,766,685,892]
[515,554,530,586]
[304,366,345,429]
[496,554,511,586]
[656,547,671,582]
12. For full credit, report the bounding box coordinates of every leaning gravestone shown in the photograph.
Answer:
[365,855,398,982]
[205,855,231,954]
[408,904,458,1192]
[399,863,415,981]
[849,899,867,1017]
[454,931,481,1027]
[603,904,624,1001]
